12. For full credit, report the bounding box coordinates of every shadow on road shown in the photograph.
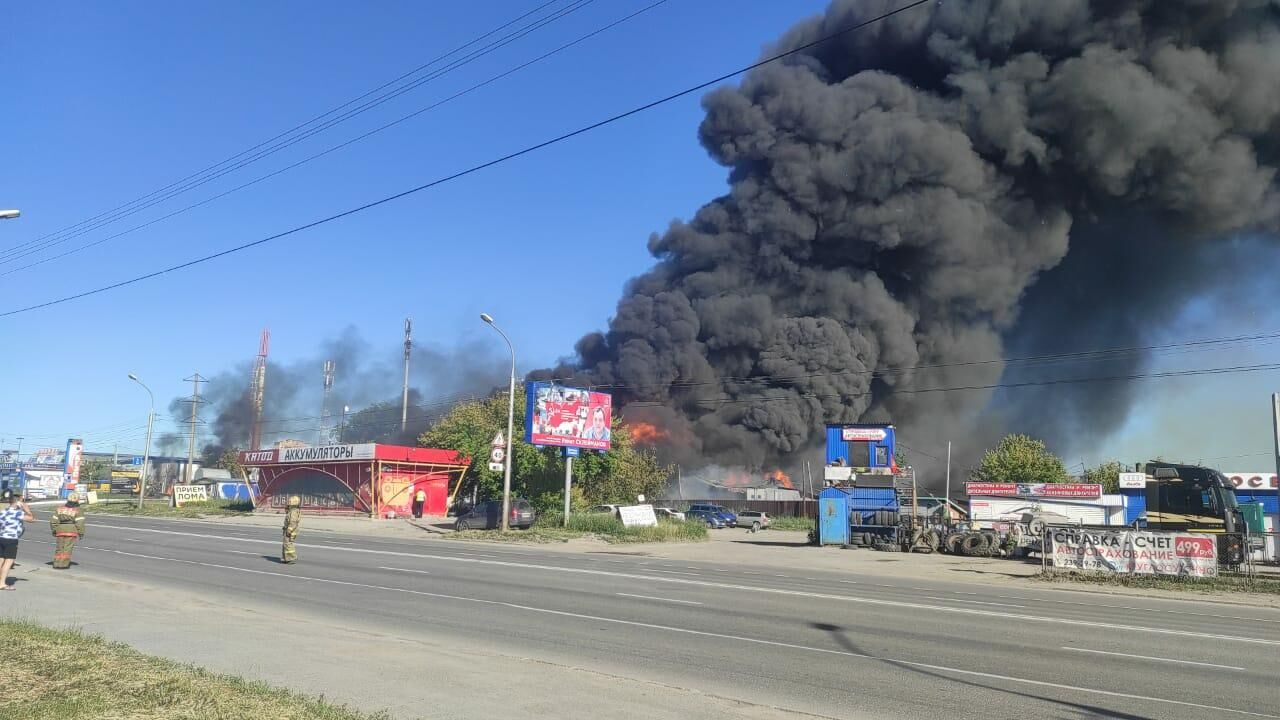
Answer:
[727,540,811,548]
[808,621,1160,720]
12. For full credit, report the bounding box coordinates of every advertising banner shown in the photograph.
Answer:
[841,427,887,442]
[525,382,612,451]
[617,504,658,528]
[1117,472,1147,489]
[238,444,376,465]
[965,482,1102,498]
[1223,472,1279,490]
[1048,528,1218,577]
[63,439,84,498]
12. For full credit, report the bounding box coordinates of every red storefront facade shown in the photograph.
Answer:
[239,443,468,517]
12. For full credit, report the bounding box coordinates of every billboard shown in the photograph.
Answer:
[63,438,84,498]
[1048,529,1217,578]
[525,382,612,451]
[965,482,1102,498]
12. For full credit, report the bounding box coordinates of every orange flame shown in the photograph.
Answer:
[720,469,754,488]
[629,421,669,445]
[767,469,794,489]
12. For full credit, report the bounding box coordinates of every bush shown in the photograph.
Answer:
[768,516,815,532]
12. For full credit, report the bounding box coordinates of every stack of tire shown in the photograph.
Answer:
[943,531,1003,557]
[851,509,899,550]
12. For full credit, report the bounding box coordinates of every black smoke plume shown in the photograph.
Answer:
[188,327,506,460]
[538,0,1280,481]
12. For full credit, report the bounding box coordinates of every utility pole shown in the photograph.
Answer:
[1271,394,1280,563]
[945,441,952,525]
[401,318,412,434]
[183,373,206,484]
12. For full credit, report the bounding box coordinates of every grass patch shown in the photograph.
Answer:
[0,619,387,720]
[766,516,815,532]
[86,498,255,518]
[449,511,707,544]
[1035,570,1280,595]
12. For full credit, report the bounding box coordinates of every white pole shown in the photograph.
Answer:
[563,455,573,527]
[1271,394,1280,562]
[481,314,516,532]
[945,441,952,524]
[139,410,154,509]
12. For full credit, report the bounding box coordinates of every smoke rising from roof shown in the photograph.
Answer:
[537,0,1280,482]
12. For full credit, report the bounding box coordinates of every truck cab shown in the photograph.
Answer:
[1138,461,1245,566]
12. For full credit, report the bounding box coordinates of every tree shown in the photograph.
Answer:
[207,447,246,480]
[80,457,112,488]
[972,434,1069,485]
[419,386,671,510]
[1083,460,1129,493]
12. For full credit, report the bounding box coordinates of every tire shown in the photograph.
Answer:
[456,520,470,531]
[944,532,964,554]
[872,541,901,552]
[960,533,987,556]
[860,532,873,547]
[751,522,761,533]
[925,530,942,552]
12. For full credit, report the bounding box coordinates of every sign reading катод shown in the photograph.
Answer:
[1048,529,1217,578]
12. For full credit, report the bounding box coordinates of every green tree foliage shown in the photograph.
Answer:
[79,457,111,486]
[419,386,671,509]
[207,447,246,479]
[972,434,1070,485]
[1083,460,1130,493]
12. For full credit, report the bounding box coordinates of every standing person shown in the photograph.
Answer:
[412,488,426,519]
[281,495,302,564]
[50,493,86,570]
[0,490,35,590]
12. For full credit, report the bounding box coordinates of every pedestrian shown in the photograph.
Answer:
[50,492,86,570]
[1,489,35,590]
[281,495,301,564]
[412,488,426,519]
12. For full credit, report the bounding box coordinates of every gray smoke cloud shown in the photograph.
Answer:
[184,326,506,459]
[537,0,1280,483]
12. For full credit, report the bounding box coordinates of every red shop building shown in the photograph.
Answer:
[239,443,468,517]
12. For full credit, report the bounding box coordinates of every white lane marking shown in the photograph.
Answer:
[82,524,1280,647]
[226,550,258,556]
[380,566,430,575]
[1061,647,1246,671]
[648,569,703,576]
[616,593,702,606]
[57,544,1280,720]
[920,596,1027,609]
[774,574,790,578]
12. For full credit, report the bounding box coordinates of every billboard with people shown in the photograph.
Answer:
[525,382,612,451]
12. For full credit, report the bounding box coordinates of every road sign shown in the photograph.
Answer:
[131,456,144,466]
[564,447,580,458]
[491,432,505,447]
[488,462,504,472]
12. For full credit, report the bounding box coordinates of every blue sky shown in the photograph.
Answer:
[3,1,1279,471]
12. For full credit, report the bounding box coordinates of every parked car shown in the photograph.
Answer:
[686,508,727,528]
[455,498,536,530]
[736,510,771,532]
[653,507,686,521]
[586,504,622,517]
[688,503,737,527]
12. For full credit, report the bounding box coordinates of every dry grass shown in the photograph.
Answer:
[0,620,388,720]
[448,512,708,544]
[86,498,255,518]
[1035,570,1280,595]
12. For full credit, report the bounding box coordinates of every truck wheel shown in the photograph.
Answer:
[925,530,942,552]
[872,541,901,552]
[945,533,964,554]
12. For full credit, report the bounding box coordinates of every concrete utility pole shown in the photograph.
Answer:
[128,374,155,510]
[402,318,412,434]
[183,373,206,484]
[944,441,952,522]
[1272,394,1280,562]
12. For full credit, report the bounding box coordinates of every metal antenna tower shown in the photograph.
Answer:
[249,328,270,451]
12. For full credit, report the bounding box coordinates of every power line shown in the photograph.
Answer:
[0,0,933,318]
[0,0,670,279]
[0,0,583,262]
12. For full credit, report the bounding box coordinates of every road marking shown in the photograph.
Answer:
[1060,647,1245,671]
[380,566,430,575]
[920,596,1026,609]
[57,544,1280,720]
[773,574,790,578]
[226,550,258,556]
[82,524,1280,646]
[649,569,702,576]
[616,593,702,606]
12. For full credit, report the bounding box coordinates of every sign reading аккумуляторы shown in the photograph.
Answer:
[1048,529,1218,578]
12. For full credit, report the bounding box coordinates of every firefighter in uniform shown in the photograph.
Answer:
[50,493,86,569]
[281,495,302,564]
[412,488,426,519]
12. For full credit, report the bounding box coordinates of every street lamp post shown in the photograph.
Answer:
[481,313,516,532]
[128,374,155,509]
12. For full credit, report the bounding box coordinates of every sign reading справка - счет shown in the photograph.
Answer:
[1048,529,1217,578]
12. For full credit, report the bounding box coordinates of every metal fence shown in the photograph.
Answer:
[675,498,817,518]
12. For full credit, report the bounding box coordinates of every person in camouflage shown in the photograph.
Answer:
[281,495,301,563]
[50,493,86,569]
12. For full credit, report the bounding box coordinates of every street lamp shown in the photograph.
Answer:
[0,210,19,220]
[128,373,155,509]
[481,312,516,531]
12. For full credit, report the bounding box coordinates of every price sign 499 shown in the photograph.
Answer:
[1174,536,1215,559]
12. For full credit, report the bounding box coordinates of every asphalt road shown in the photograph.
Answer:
[11,512,1280,719]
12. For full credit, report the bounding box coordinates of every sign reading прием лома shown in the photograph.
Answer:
[173,484,210,507]
[617,504,658,528]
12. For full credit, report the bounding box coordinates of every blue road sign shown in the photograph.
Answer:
[131,456,144,466]
[564,447,580,458]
